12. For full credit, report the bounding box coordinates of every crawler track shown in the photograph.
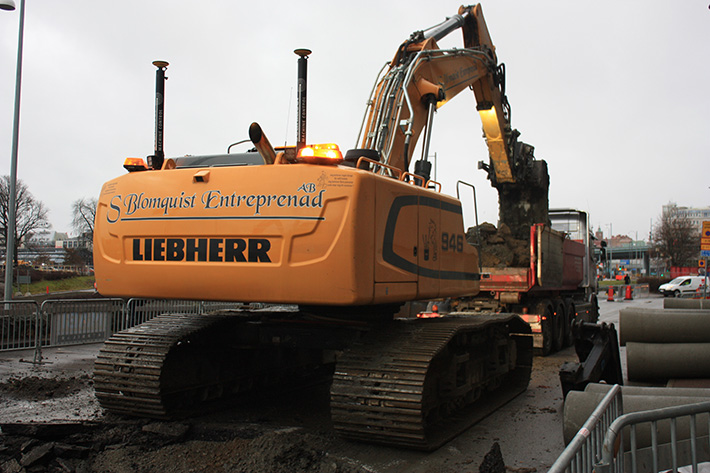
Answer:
[94,312,329,418]
[330,314,532,450]
[95,312,532,450]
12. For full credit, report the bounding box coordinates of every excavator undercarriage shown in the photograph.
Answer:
[95,309,532,450]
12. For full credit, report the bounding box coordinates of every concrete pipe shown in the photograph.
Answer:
[664,298,710,310]
[627,342,710,380]
[619,308,710,345]
[584,383,710,398]
[563,390,710,446]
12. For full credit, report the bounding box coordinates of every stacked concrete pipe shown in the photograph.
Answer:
[664,298,710,310]
[619,307,710,381]
[563,383,710,446]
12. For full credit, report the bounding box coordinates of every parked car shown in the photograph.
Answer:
[658,276,707,297]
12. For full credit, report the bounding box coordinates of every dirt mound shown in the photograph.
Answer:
[0,374,90,401]
[466,222,530,268]
[226,428,367,473]
[1,421,373,473]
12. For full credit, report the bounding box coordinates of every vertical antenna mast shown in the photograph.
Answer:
[294,49,311,151]
[149,60,169,170]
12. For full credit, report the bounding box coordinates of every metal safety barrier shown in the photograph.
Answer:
[595,401,710,473]
[41,299,125,346]
[551,390,710,473]
[0,300,40,352]
[121,298,201,332]
[36,298,126,363]
[602,284,650,301]
[122,298,250,332]
[549,385,623,473]
[633,284,650,298]
[1,298,254,362]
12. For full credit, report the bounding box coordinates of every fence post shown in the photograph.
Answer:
[33,302,42,364]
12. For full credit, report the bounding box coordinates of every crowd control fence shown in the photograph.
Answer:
[549,385,623,473]
[551,385,710,473]
[0,301,40,352]
[0,298,248,362]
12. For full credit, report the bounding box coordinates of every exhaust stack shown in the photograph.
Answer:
[149,60,169,170]
[294,49,311,151]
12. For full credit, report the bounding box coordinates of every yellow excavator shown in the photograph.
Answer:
[93,5,537,450]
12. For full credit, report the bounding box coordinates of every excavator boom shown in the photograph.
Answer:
[359,5,511,181]
[358,5,548,239]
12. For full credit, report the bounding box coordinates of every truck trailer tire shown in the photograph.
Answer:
[537,301,554,356]
[553,299,566,352]
[563,299,575,347]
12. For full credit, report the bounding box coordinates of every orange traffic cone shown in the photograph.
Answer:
[625,285,633,300]
[607,286,614,301]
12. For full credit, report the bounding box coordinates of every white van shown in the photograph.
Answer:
[659,276,707,297]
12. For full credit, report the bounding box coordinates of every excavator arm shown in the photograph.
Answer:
[358,5,513,181]
[358,4,548,238]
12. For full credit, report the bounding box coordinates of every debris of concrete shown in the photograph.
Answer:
[0,458,22,473]
[479,442,505,473]
[20,442,54,467]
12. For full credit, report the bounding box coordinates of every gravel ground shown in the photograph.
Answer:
[0,334,577,472]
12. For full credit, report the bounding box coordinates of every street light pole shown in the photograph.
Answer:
[1,0,24,300]
[606,223,613,278]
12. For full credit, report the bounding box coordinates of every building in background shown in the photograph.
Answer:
[9,231,93,268]
[594,228,649,279]
[663,204,710,230]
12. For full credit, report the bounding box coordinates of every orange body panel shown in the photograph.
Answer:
[94,162,480,305]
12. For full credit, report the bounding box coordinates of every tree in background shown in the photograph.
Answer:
[71,197,97,241]
[651,203,699,268]
[64,247,93,267]
[0,176,51,266]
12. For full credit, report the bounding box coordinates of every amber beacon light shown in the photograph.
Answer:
[296,143,343,165]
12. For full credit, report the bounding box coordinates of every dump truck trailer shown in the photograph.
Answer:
[453,209,599,355]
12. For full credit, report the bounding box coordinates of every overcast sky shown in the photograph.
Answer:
[1,1,708,240]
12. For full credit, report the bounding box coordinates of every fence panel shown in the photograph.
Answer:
[122,299,203,332]
[2,298,263,358]
[40,299,125,347]
[601,284,651,301]
[0,301,40,352]
[595,400,710,473]
[549,385,623,473]
[121,299,254,332]
[633,283,650,298]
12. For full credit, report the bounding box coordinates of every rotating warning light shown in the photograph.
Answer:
[124,157,149,172]
[296,143,343,165]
